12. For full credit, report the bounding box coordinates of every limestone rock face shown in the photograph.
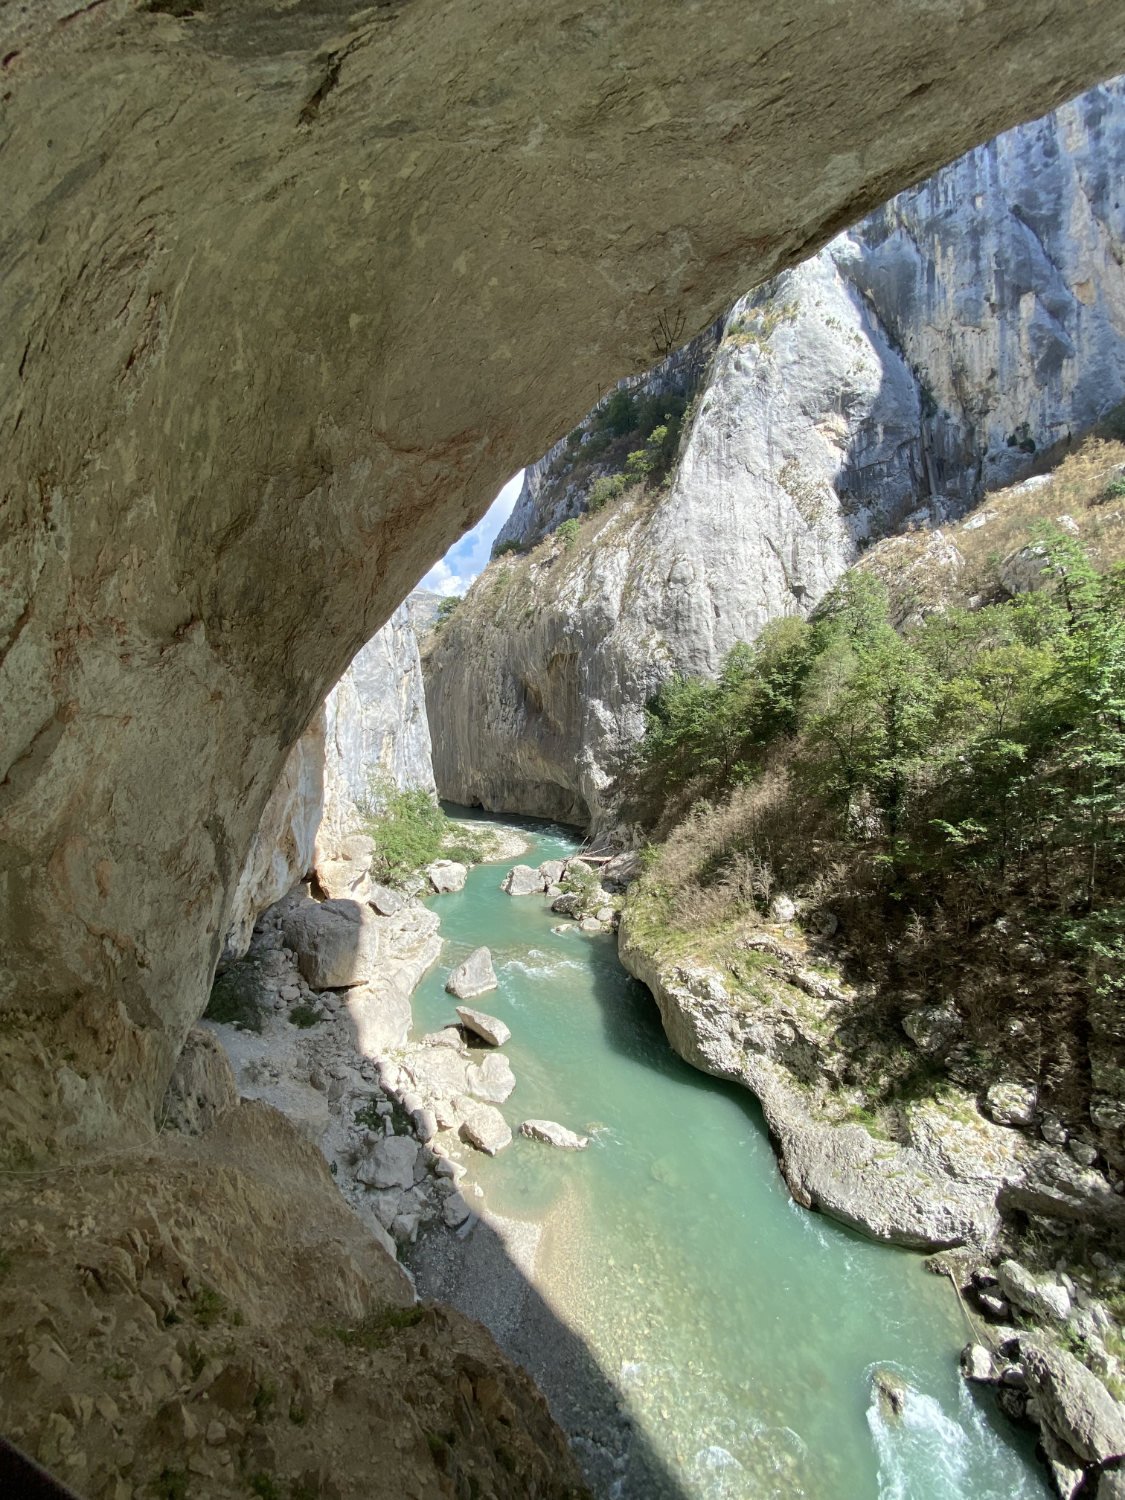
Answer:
[425,82,1125,831]
[3,0,1125,1141]
[323,604,436,839]
[158,1027,238,1136]
[222,711,326,962]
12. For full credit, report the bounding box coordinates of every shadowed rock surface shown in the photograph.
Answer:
[3,2,1125,1147]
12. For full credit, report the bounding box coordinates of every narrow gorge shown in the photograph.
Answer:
[419,80,1125,1499]
[3,7,1125,1500]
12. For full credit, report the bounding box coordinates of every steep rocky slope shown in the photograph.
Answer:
[424,81,1125,832]
[0,1094,588,1500]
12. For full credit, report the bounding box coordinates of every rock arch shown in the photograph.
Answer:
[2,0,1123,1140]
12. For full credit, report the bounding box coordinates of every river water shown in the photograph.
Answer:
[411,812,1047,1500]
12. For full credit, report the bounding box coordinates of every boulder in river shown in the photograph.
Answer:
[538,859,566,886]
[960,1344,997,1383]
[456,1005,511,1047]
[445,946,498,1000]
[520,1119,589,1151]
[502,864,545,896]
[467,1052,516,1104]
[428,859,468,893]
[455,1096,513,1156]
[871,1367,910,1421]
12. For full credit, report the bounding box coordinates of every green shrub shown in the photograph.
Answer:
[204,960,268,1032]
[331,1306,426,1349]
[358,774,449,885]
[434,596,460,626]
[557,518,581,551]
[587,473,628,513]
[289,1003,322,1029]
[493,538,524,557]
[1102,474,1125,503]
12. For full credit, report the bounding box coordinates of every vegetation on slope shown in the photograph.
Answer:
[358,774,490,885]
[624,441,1125,1140]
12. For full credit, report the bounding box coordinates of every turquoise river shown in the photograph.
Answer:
[410,812,1047,1500]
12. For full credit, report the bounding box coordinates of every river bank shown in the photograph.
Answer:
[205,808,1100,1497]
[400,814,1050,1499]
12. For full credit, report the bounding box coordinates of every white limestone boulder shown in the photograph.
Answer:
[445,946,498,1001]
[456,1006,511,1047]
[502,865,545,896]
[428,860,468,893]
[455,1097,512,1156]
[281,897,383,990]
[467,1053,516,1104]
[520,1119,589,1151]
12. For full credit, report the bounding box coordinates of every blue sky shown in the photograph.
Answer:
[418,471,523,596]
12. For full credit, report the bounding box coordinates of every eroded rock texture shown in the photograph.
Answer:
[425,82,1125,831]
[2,0,1124,1138]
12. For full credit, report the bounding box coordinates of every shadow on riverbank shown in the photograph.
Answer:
[409,1192,692,1500]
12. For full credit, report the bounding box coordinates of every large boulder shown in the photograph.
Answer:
[314,832,375,902]
[456,1006,512,1047]
[428,860,468,894]
[445,947,498,1001]
[369,883,406,917]
[455,1097,513,1156]
[345,982,413,1057]
[901,1003,961,1057]
[467,1053,516,1105]
[984,1081,1039,1127]
[502,865,546,897]
[356,1134,420,1191]
[996,1260,1072,1324]
[281,899,383,990]
[1021,1336,1125,1465]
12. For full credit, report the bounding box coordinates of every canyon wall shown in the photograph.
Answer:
[2,0,1124,1137]
[322,602,436,839]
[424,80,1125,832]
[221,603,434,962]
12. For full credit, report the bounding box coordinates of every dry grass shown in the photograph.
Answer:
[858,434,1125,622]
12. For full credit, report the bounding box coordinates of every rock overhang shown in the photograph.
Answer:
[2,0,1125,1139]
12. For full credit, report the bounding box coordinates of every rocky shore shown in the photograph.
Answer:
[615,887,1125,1498]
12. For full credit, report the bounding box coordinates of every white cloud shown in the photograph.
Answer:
[418,471,523,596]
